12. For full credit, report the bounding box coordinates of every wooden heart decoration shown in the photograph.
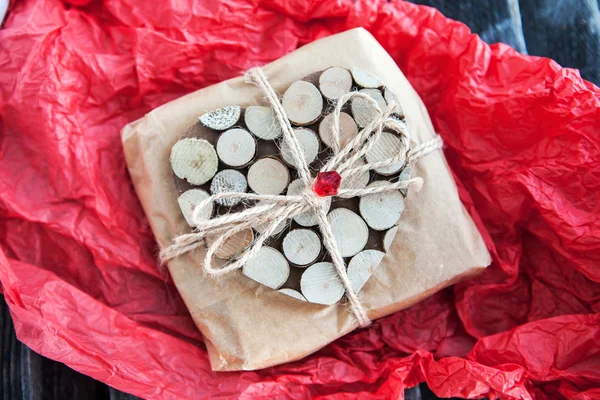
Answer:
[169,66,413,305]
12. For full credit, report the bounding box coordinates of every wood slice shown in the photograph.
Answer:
[398,166,412,197]
[318,66,352,100]
[340,158,370,190]
[216,128,256,167]
[282,229,322,266]
[206,228,254,260]
[210,169,247,206]
[282,81,323,125]
[253,217,287,237]
[244,106,282,140]
[170,138,218,185]
[359,181,405,231]
[300,262,345,305]
[281,127,320,167]
[347,249,385,292]
[278,288,307,301]
[364,131,404,175]
[318,112,358,149]
[326,208,368,257]
[383,226,398,252]
[247,156,290,195]
[242,246,290,290]
[384,87,404,118]
[177,189,213,227]
[351,89,386,128]
[287,178,331,227]
[199,106,241,130]
[350,67,382,88]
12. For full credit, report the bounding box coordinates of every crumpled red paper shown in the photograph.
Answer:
[1,0,599,398]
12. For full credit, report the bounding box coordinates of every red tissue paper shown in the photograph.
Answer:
[1,0,599,399]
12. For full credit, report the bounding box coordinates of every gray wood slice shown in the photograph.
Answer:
[281,128,320,167]
[247,156,290,195]
[359,181,405,231]
[300,262,345,305]
[350,67,383,88]
[253,211,288,237]
[383,226,399,252]
[364,131,404,175]
[287,178,331,227]
[347,249,385,292]
[177,189,213,227]
[242,246,290,290]
[340,158,370,190]
[216,128,256,167]
[282,229,322,266]
[399,166,412,197]
[318,112,358,149]
[282,81,323,125]
[170,138,218,185]
[244,106,282,140]
[318,66,352,100]
[360,88,386,110]
[278,288,307,301]
[210,169,247,206]
[351,88,386,128]
[206,228,254,260]
[199,106,241,130]
[327,208,369,257]
[384,87,404,118]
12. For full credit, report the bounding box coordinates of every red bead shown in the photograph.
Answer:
[313,171,342,197]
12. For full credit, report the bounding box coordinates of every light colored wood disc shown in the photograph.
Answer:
[253,217,288,237]
[244,106,282,140]
[247,157,290,195]
[199,106,241,130]
[282,229,322,266]
[351,89,386,128]
[278,288,307,301]
[319,66,352,100]
[177,189,213,227]
[170,138,218,185]
[340,158,370,190]
[318,112,358,149]
[384,87,404,118]
[351,67,382,88]
[359,181,405,231]
[210,169,247,206]
[347,249,385,292]
[216,128,256,167]
[364,131,404,175]
[326,208,368,257]
[287,179,331,227]
[282,81,323,125]
[281,128,320,168]
[242,246,290,290]
[383,226,398,252]
[206,228,254,260]
[300,262,345,305]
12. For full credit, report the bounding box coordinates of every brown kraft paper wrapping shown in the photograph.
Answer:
[121,28,492,371]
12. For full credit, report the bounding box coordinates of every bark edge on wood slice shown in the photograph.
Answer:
[199,106,241,130]
[318,111,358,149]
[281,127,320,168]
[278,288,307,301]
[282,229,322,266]
[177,189,213,226]
[347,249,385,292]
[300,262,345,305]
[210,169,248,206]
[282,81,323,125]
[247,156,290,195]
[216,128,256,167]
[287,179,331,227]
[170,138,218,185]
[242,246,290,290]
[244,106,282,140]
[364,131,404,175]
[326,208,368,257]
[318,66,352,100]
[350,67,382,88]
[384,87,404,118]
[359,181,405,231]
[206,229,254,260]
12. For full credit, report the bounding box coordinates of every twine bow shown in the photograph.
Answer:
[161,68,443,327]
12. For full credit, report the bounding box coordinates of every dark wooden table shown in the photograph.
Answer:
[2,0,598,399]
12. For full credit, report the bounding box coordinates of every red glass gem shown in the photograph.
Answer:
[313,171,342,197]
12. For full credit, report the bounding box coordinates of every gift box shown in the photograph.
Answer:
[122,28,491,371]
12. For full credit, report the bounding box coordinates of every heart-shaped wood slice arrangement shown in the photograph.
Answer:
[170,66,411,305]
